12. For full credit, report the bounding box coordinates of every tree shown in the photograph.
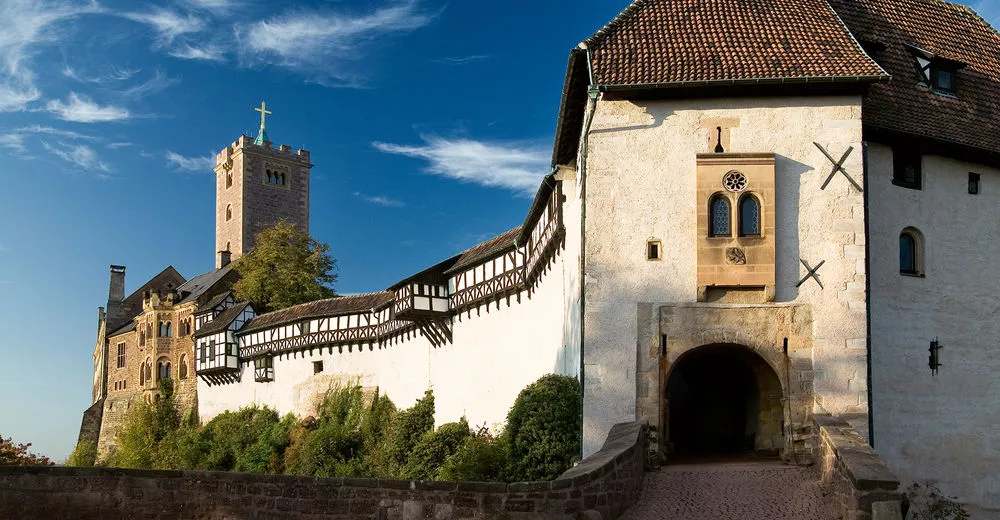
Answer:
[233,221,337,312]
[0,435,53,466]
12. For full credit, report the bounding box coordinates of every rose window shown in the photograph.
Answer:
[723,171,748,193]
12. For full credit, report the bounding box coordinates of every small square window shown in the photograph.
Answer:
[313,361,324,374]
[892,147,922,190]
[930,65,956,96]
[969,172,981,195]
[646,239,662,261]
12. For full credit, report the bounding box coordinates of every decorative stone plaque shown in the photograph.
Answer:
[726,247,747,265]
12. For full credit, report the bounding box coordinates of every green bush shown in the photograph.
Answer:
[402,418,470,480]
[66,440,97,467]
[360,390,398,478]
[439,428,507,482]
[388,389,435,469]
[153,424,208,470]
[200,406,291,472]
[283,384,379,477]
[111,399,157,468]
[504,374,581,481]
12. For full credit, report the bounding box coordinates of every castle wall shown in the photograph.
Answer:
[198,251,578,430]
[867,143,1000,508]
[580,95,868,455]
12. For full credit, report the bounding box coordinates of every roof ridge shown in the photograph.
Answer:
[824,0,891,79]
[583,0,654,47]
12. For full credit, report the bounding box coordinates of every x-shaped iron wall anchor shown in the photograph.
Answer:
[796,259,826,289]
[814,142,863,192]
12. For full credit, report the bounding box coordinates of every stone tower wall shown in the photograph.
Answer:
[215,136,311,267]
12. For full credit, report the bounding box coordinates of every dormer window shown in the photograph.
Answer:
[910,44,964,97]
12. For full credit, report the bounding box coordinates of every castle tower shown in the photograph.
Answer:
[214,103,312,268]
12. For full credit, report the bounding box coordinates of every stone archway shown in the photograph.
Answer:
[665,344,784,458]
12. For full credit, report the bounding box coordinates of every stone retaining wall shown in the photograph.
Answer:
[0,422,645,520]
[814,415,903,520]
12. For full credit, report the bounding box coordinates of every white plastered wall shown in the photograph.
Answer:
[580,95,869,455]
[868,143,1000,509]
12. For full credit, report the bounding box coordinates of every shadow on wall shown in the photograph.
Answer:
[590,102,671,135]
[774,154,811,302]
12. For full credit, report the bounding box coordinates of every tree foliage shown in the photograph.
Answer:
[402,418,470,480]
[233,220,337,312]
[66,440,97,467]
[504,374,581,481]
[0,435,53,466]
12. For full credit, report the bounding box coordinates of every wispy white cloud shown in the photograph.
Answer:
[62,64,139,84]
[42,141,112,173]
[182,0,240,11]
[106,142,132,149]
[46,92,130,123]
[353,191,405,207]
[122,8,206,45]
[434,55,489,65]
[0,0,100,112]
[372,135,549,194]
[120,69,179,99]
[166,151,215,172]
[237,1,437,86]
[168,42,225,61]
[16,124,97,140]
[0,134,27,153]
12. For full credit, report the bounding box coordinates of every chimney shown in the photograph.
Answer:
[218,250,232,268]
[109,265,126,303]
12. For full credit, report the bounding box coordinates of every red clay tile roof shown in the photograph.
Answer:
[587,0,887,85]
[444,227,520,275]
[239,292,394,333]
[829,0,1000,154]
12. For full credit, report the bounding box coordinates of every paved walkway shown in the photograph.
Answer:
[619,461,836,520]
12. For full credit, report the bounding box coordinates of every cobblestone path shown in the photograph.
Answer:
[618,461,836,520]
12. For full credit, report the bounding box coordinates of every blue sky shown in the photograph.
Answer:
[0,0,996,461]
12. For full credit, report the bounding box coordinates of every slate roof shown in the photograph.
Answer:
[444,228,521,275]
[197,291,233,314]
[239,292,395,334]
[110,266,186,333]
[194,302,251,337]
[829,0,1000,155]
[586,0,887,86]
[107,321,137,338]
[177,264,234,305]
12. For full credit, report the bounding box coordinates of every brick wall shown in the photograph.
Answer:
[3,422,645,520]
[814,415,903,520]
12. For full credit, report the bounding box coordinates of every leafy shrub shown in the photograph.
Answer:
[360,390,398,478]
[402,418,470,480]
[153,423,210,470]
[200,406,291,472]
[388,389,435,469]
[66,440,97,467]
[439,427,507,482]
[111,399,157,468]
[284,384,378,477]
[504,374,581,481]
[0,435,53,466]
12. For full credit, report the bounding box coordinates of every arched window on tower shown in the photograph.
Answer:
[738,195,761,237]
[226,170,232,188]
[266,170,273,184]
[139,364,145,386]
[158,322,165,337]
[179,354,188,379]
[226,204,232,221]
[157,358,171,381]
[165,322,172,337]
[709,195,731,237]
[139,328,145,346]
[900,227,924,276]
[279,173,286,186]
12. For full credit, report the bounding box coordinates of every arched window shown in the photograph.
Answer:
[139,329,145,346]
[146,323,152,340]
[738,195,761,237]
[157,358,171,380]
[279,173,286,186]
[900,228,924,275]
[139,364,145,386]
[179,354,188,379]
[226,171,232,188]
[226,241,230,252]
[165,322,172,337]
[144,359,152,385]
[226,204,232,221]
[709,195,731,237]
[266,170,273,184]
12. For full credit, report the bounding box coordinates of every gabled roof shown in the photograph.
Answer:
[239,292,395,334]
[197,291,233,315]
[177,264,235,305]
[586,0,887,87]
[444,228,521,275]
[107,321,136,338]
[829,0,1000,159]
[194,302,251,338]
[110,266,186,332]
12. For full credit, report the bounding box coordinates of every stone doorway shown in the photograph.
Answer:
[665,344,785,460]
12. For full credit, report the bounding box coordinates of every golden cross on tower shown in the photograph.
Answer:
[253,101,272,145]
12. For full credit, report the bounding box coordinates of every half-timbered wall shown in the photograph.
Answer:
[198,176,582,430]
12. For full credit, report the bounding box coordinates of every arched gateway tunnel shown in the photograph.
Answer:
[665,344,785,459]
